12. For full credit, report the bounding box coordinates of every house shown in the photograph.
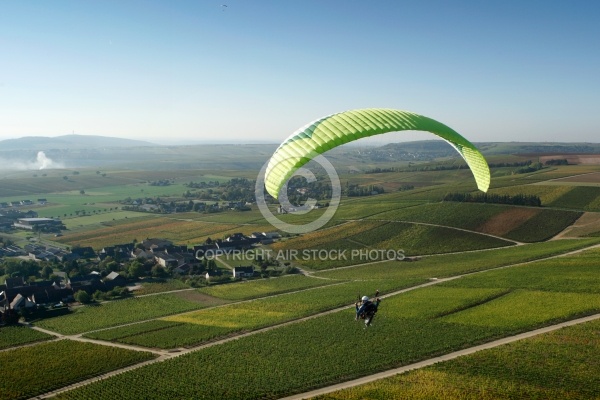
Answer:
[13,217,62,231]
[194,244,218,259]
[29,250,57,262]
[131,248,154,261]
[98,244,133,260]
[205,269,223,281]
[68,273,104,294]
[31,287,70,305]
[154,252,178,268]
[10,293,35,310]
[104,272,127,288]
[37,198,47,205]
[71,246,96,259]
[232,266,254,279]
[173,263,192,275]
[262,232,281,239]
[216,237,252,251]
[141,238,173,252]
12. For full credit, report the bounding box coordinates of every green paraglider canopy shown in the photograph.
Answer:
[265,108,490,199]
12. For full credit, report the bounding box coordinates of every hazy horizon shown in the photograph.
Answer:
[2,1,599,143]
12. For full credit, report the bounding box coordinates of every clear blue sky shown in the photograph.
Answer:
[1,0,599,143]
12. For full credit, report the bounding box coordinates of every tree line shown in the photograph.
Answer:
[443,192,542,206]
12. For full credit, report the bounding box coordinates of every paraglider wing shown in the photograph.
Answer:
[264,108,490,199]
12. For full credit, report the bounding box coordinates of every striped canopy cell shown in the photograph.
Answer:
[265,108,490,199]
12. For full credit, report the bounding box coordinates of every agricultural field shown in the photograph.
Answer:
[198,275,336,301]
[86,279,417,349]
[331,199,424,220]
[34,292,218,335]
[487,184,573,204]
[55,217,241,249]
[269,220,386,252]
[83,320,183,342]
[133,279,191,295]
[313,238,600,281]
[0,339,155,400]
[272,219,513,269]
[367,202,582,242]
[0,325,53,350]
[58,210,148,229]
[555,212,600,238]
[316,318,600,400]
[547,186,600,211]
[176,209,267,224]
[54,244,600,399]
[501,209,582,242]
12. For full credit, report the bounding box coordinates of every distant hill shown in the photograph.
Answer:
[475,142,600,155]
[0,135,158,150]
[342,140,600,164]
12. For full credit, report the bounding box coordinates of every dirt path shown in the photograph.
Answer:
[279,312,600,400]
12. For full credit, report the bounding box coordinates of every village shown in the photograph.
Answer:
[0,231,284,325]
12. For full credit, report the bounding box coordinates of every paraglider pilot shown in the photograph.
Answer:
[355,295,381,320]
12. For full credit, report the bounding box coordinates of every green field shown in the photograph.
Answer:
[133,279,191,295]
[548,186,600,211]
[54,244,600,399]
[86,279,416,349]
[270,220,513,269]
[0,340,155,400]
[198,275,336,301]
[367,202,582,242]
[316,318,600,399]
[0,325,53,350]
[34,292,217,335]
[314,238,600,281]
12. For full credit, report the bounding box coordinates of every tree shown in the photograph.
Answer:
[151,264,168,278]
[127,260,145,279]
[74,290,91,304]
[80,189,85,195]
[4,259,41,278]
[41,265,54,279]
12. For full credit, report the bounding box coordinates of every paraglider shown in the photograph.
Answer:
[264,108,490,199]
